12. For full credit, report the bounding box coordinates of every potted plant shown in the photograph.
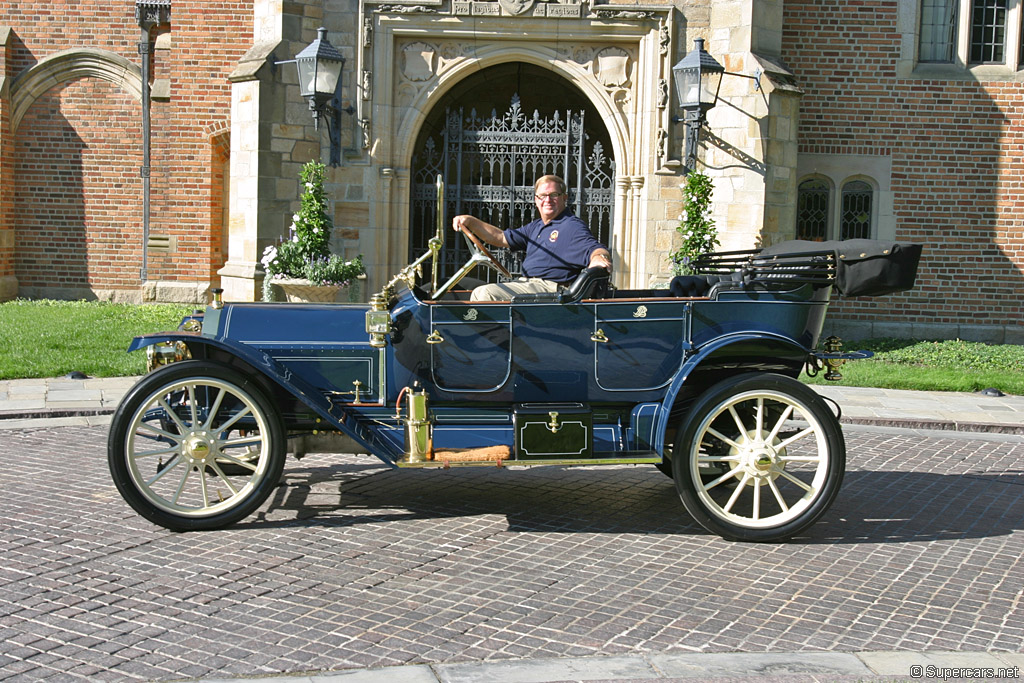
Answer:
[261,160,365,302]
[671,170,719,275]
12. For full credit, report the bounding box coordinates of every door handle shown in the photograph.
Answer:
[590,328,609,343]
[426,330,445,344]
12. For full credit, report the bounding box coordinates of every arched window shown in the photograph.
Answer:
[796,178,831,241]
[840,180,874,240]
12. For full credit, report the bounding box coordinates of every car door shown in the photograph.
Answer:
[428,303,512,392]
[592,300,687,391]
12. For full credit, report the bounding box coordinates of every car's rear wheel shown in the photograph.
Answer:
[673,373,845,542]
[107,361,286,531]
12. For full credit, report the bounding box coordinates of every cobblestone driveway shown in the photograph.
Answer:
[1,425,1022,681]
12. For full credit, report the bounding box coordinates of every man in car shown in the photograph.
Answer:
[452,175,612,301]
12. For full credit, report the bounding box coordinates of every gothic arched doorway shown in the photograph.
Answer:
[409,63,616,281]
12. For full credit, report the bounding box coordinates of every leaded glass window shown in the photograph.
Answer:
[920,0,958,62]
[840,181,873,240]
[970,0,1008,63]
[796,179,830,242]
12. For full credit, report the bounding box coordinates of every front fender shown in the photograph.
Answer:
[127,332,399,463]
[652,332,811,455]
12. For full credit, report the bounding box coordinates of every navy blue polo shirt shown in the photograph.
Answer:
[503,210,606,284]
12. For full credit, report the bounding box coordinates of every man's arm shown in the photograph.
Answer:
[588,248,612,272]
[452,215,509,248]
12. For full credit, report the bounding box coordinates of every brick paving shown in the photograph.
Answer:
[0,425,1022,681]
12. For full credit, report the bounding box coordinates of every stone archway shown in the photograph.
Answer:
[8,49,143,133]
[408,62,616,281]
[361,12,674,290]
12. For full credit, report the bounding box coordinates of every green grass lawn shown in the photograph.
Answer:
[802,337,1024,395]
[0,299,194,380]
[2,300,1022,395]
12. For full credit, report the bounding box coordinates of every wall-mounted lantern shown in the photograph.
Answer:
[671,38,725,174]
[283,27,354,167]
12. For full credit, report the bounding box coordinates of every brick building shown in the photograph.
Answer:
[0,0,1021,344]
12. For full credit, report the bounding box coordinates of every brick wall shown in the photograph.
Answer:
[783,0,1024,339]
[1,0,250,300]
[14,80,142,289]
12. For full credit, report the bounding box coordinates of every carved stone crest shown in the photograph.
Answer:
[593,47,631,88]
[402,42,436,82]
[499,0,534,14]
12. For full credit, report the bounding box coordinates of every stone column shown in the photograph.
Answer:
[218,1,293,302]
[700,0,799,251]
[0,27,16,301]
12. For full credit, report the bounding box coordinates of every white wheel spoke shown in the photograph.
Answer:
[186,385,199,426]
[722,473,750,513]
[216,406,253,435]
[727,405,747,437]
[706,427,742,450]
[145,455,182,487]
[767,477,790,512]
[214,451,259,471]
[157,397,188,432]
[201,388,227,431]
[131,446,179,460]
[778,425,815,450]
[172,466,191,504]
[703,465,744,490]
[205,462,240,494]
[135,421,182,441]
[765,405,795,443]
[778,468,815,493]
[198,464,210,504]
[752,478,762,520]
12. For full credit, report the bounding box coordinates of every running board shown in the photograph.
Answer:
[396,449,661,469]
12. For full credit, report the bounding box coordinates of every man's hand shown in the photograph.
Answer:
[588,249,613,272]
[452,215,508,248]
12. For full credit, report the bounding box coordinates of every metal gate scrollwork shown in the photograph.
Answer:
[411,95,616,282]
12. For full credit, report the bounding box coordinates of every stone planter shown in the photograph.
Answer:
[273,278,345,303]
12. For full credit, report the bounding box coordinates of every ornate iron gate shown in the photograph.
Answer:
[410,95,615,282]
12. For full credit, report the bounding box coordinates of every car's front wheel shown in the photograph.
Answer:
[107,361,286,531]
[673,373,845,542]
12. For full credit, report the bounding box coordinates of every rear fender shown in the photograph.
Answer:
[653,332,810,456]
[128,333,400,464]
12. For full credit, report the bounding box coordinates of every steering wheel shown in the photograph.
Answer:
[460,227,512,279]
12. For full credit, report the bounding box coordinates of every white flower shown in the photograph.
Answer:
[291,234,299,242]
[292,214,300,223]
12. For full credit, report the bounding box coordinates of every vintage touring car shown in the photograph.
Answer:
[107,202,921,542]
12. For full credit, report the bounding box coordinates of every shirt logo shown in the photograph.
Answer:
[548,230,559,243]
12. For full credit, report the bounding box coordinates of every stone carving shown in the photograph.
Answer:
[363,18,373,48]
[362,70,372,100]
[594,8,654,20]
[402,42,436,82]
[360,118,371,149]
[659,22,670,55]
[499,0,535,15]
[658,78,668,109]
[593,47,630,88]
[377,4,438,12]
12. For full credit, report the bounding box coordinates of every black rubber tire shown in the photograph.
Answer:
[673,373,845,542]
[107,361,286,531]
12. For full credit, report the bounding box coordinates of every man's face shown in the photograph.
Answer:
[534,181,567,223]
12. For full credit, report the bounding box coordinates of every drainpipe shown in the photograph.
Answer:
[135,1,171,283]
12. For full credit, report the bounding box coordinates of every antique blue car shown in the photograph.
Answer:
[107,216,921,542]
